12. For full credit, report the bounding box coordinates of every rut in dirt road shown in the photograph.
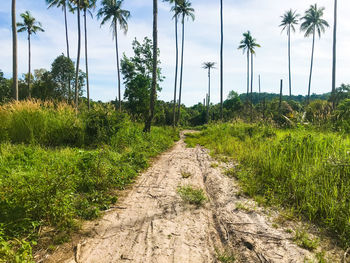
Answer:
[47,132,328,263]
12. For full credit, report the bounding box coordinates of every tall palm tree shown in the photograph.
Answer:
[97,0,130,111]
[238,31,252,98]
[248,36,260,103]
[17,11,44,98]
[144,0,158,132]
[301,4,329,104]
[331,0,337,108]
[280,9,299,97]
[220,0,223,120]
[203,62,216,122]
[173,0,195,125]
[80,0,97,110]
[46,0,73,101]
[12,0,18,100]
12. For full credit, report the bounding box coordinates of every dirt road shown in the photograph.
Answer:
[45,132,341,263]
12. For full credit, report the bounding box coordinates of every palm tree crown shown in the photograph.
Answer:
[97,0,130,35]
[202,62,216,70]
[238,31,253,54]
[280,9,299,34]
[17,11,44,35]
[172,0,195,22]
[300,4,329,38]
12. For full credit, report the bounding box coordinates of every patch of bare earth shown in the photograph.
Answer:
[42,131,344,263]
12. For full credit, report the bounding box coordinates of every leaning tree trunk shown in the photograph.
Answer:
[114,21,122,111]
[220,0,224,120]
[288,25,292,97]
[64,3,71,102]
[144,0,158,132]
[172,1,179,128]
[84,9,90,110]
[12,0,18,100]
[307,29,316,105]
[28,32,31,99]
[331,0,337,108]
[177,14,185,126]
[75,0,81,108]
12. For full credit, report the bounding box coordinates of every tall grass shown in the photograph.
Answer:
[186,123,350,247]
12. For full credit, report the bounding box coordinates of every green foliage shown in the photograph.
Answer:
[0,71,11,103]
[0,231,35,263]
[216,248,236,263]
[187,123,350,247]
[177,185,207,207]
[294,229,319,251]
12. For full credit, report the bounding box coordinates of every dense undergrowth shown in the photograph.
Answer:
[0,100,179,262]
[186,122,350,248]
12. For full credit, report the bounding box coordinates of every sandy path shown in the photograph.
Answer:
[45,132,338,263]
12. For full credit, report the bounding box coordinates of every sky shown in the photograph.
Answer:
[1,0,349,106]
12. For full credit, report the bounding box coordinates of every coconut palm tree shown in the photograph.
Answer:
[238,31,252,98]
[144,0,158,132]
[220,0,223,120]
[301,4,329,104]
[203,62,216,122]
[172,0,195,125]
[97,0,130,111]
[12,0,18,100]
[17,11,44,98]
[331,0,337,108]
[280,9,299,97]
[248,36,260,103]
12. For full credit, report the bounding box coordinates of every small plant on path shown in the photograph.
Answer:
[177,185,207,207]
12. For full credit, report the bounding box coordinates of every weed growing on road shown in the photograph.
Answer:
[294,229,319,251]
[177,185,207,207]
[216,248,236,263]
[181,171,192,179]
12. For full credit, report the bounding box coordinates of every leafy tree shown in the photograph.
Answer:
[0,71,11,103]
[280,9,299,97]
[300,4,329,104]
[97,0,130,111]
[17,11,45,98]
[121,38,163,122]
[172,0,195,125]
[12,0,18,100]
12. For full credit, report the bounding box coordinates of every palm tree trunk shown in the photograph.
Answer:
[75,0,81,108]
[172,1,179,128]
[144,0,158,132]
[288,25,292,97]
[64,3,71,102]
[331,0,337,108]
[12,0,18,100]
[28,32,31,99]
[207,67,211,122]
[307,29,315,105]
[250,53,253,121]
[220,0,224,120]
[177,15,185,126]
[114,21,121,111]
[246,49,250,98]
[84,9,90,110]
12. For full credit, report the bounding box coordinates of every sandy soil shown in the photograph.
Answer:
[43,132,344,263]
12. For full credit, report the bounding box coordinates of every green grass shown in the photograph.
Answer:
[185,122,350,247]
[181,171,192,178]
[294,229,319,251]
[177,185,207,207]
[216,248,236,263]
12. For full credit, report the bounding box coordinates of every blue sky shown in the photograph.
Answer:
[1,0,350,106]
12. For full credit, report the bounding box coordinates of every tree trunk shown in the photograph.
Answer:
[114,21,121,111]
[207,67,211,122]
[220,0,224,120]
[250,53,253,121]
[176,14,185,126]
[84,9,90,110]
[64,3,71,102]
[258,74,261,103]
[28,32,31,99]
[307,29,315,105]
[288,25,292,97]
[172,1,179,128]
[75,0,81,108]
[246,49,250,98]
[279,79,283,111]
[144,0,158,132]
[331,0,337,108]
[12,0,18,100]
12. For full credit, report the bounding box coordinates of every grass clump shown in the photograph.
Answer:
[216,248,236,263]
[177,185,207,207]
[181,171,192,178]
[294,229,319,251]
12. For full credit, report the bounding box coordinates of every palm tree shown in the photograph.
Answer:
[12,0,18,100]
[173,0,195,125]
[97,0,130,111]
[300,4,329,104]
[238,31,252,99]
[331,0,337,108]
[164,0,182,127]
[248,36,260,103]
[17,11,44,98]
[280,9,299,97]
[46,0,73,100]
[220,0,223,120]
[80,0,97,110]
[203,62,216,122]
[144,0,158,132]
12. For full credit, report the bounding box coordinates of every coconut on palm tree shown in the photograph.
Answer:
[280,9,299,97]
[97,0,130,112]
[172,0,195,125]
[17,11,44,98]
[203,62,216,122]
[300,4,329,104]
[12,0,18,100]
